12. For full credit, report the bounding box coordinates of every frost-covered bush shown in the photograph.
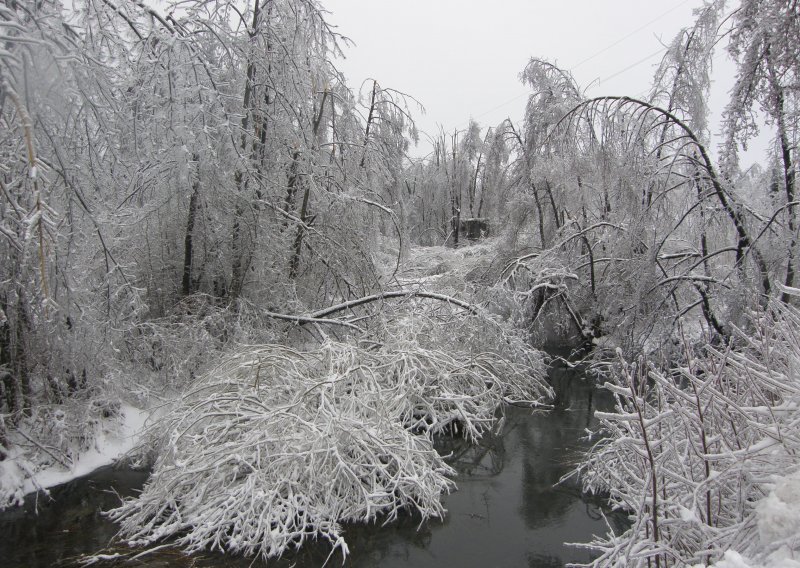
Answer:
[572,301,800,567]
[373,310,550,437]
[0,395,125,508]
[110,332,548,561]
[20,398,121,464]
[114,295,282,398]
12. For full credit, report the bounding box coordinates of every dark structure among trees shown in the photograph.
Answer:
[459,218,491,240]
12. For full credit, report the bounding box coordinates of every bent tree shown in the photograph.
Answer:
[571,2,800,566]
[720,0,799,303]
[510,77,772,347]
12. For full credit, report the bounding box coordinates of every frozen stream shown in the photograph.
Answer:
[0,357,626,567]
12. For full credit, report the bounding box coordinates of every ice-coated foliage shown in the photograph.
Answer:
[0,0,422,488]
[2,0,798,565]
[649,0,724,140]
[572,300,800,567]
[108,318,549,561]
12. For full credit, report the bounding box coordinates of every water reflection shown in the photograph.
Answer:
[0,467,149,567]
[0,359,626,567]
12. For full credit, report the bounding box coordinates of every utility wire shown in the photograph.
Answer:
[455,0,699,129]
[599,46,668,86]
[569,0,694,71]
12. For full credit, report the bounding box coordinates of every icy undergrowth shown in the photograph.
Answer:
[572,301,800,567]
[697,469,800,568]
[109,312,549,562]
[0,402,148,508]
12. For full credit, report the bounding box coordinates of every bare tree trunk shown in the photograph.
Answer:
[469,152,482,217]
[451,130,460,245]
[289,89,329,279]
[230,0,263,300]
[0,293,16,418]
[284,149,301,219]
[289,181,311,279]
[545,179,560,229]
[476,161,487,219]
[570,217,596,297]
[774,84,797,303]
[359,81,378,169]
[14,290,30,417]
[182,167,200,296]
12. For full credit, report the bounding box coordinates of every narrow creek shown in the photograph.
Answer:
[1,356,627,567]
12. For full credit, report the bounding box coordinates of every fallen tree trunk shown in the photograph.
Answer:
[263,290,480,329]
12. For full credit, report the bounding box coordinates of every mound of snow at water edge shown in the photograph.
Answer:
[0,404,149,508]
[694,470,800,568]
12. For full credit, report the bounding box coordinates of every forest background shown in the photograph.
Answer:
[1,0,799,566]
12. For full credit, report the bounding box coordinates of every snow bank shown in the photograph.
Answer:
[0,404,149,507]
[705,471,800,568]
[30,404,148,491]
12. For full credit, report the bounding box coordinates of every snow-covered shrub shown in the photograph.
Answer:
[0,395,129,508]
[110,333,548,561]
[572,302,800,567]
[115,294,281,397]
[364,314,549,440]
[19,398,121,465]
[111,351,454,559]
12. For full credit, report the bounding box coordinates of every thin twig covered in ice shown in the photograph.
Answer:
[570,302,800,567]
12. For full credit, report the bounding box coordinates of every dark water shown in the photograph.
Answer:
[0,360,626,567]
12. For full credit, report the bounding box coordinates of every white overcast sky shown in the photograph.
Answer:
[324,0,768,164]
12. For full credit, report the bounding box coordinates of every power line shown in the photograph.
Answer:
[470,91,530,122]
[569,0,694,71]
[437,0,702,135]
[464,43,670,128]
[597,46,668,86]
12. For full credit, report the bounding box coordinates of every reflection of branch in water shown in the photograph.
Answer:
[436,408,535,478]
[482,487,492,524]
[440,430,507,478]
[560,480,629,532]
[527,551,565,568]
[586,501,603,521]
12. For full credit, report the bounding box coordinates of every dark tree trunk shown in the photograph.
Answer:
[182,173,200,296]
[776,88,797,303]
[229,0,263,300]
[284,150,301,221]
[451,131,460,245]
[289,182,311,279]
[289,89,328,278]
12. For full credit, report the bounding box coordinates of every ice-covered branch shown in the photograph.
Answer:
[109,326,549,562]
[309,290,479,318]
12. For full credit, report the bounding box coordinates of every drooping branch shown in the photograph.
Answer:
[310,290,479,319]
[260,291,479,332]
[262,311,364,332]
[557,95,771,296]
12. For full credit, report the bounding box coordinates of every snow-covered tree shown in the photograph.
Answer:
[720,0,799,302]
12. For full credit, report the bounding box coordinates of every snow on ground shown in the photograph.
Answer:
[393,240,500,294]
[0,404,149,507]
[690,470,800,568]
[30,404,149,491]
